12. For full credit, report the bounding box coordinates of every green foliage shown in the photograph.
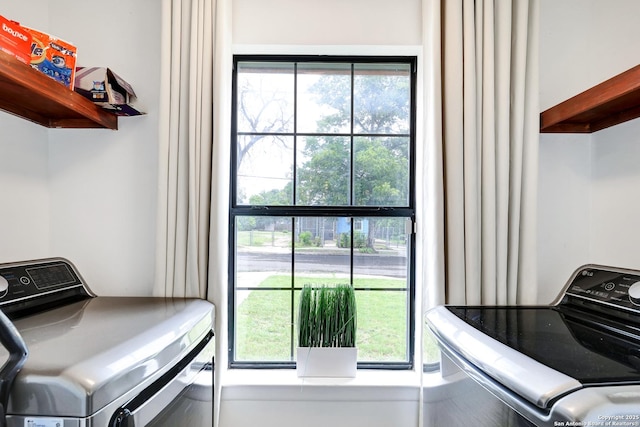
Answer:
[297,231,320,247]
[249,185,292,206]
[298,284,357,348]
[357,247,376,254]
[336,231,368,248]
[337,233,349,248]
[296,136,350,205]
[354,231,368,248]
[353,137,408,206]
[236,216,256,231]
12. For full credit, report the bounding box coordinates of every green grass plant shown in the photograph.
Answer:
[298,284,357,348]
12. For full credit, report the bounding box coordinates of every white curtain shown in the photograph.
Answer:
[156,0,231,426]
[156,0,214,299]
[422,0,539,309]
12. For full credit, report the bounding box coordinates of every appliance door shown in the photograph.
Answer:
[423,350,537,427]
[428,332,640,427]
[426,306,582,407]
[427,305,640,426]
[109,332,214,427]
[426,306,583,426]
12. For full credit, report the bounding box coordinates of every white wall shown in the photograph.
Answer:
[0,3,50,262]
[46,0,161,296]
[538,0,591,302]
[537,134,591,303]
[591,120,640,268]
[0,115,50,262]
[579,0,640,271]
[221,374,419,427]
[233,0,421,46]
[0,1,161,295]
[221,370,420,427]
[538,0,640,301]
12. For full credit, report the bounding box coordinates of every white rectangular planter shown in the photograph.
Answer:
[296,347,358,378]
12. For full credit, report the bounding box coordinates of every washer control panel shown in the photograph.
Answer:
[0,258,85,306]
[566,265,640,312]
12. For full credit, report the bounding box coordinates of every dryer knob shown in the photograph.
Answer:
[629,281,640,305]
[0,276,8,298]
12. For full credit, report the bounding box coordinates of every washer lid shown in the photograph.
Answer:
[446,305,640,386]
[426,306,583,409]
[3,296,214,418]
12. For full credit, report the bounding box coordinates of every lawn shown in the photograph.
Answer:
[235,274,409,362]
[236,230,290,248]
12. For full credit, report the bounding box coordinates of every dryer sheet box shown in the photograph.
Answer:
[0,15,32,64]
[74,67,145,116]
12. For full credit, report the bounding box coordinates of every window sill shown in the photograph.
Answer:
[221,368,421,401]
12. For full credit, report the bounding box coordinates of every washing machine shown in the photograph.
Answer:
[0,257,214,427]
[426,264,640,426]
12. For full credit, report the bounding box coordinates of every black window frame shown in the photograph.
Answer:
[228,54,417,370]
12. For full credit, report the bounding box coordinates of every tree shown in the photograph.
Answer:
[296,136,350,205]
[299,72,410,204]
[296,136,408,207]
[236,70,293,170]
[308,72,410,135]
[249,186,292,206]
[297,70,411,247]
[353,137,408,206]
[235,63,412,248]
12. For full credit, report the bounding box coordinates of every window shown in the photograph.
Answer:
[229,55,416,369]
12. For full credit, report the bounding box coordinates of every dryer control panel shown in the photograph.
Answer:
[564,265,640,314]
[0,258,94,318]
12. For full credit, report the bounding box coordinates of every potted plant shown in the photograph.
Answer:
[296,283,357,377]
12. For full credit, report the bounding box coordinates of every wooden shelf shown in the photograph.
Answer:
[0,50,117,130]
[540,64,640,133]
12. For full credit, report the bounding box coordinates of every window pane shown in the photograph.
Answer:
[235,216,293,273]
[297,63,351,134]
[236,289,293,361]
[237,135,293,205]
[293,217,351,286]
[353,216,409,362]
[353,63,411,135]
[236,62,294,133]
[354,137,410,206]
[296,136,350,206]
[235,216,293,361]
[357,290,407,361]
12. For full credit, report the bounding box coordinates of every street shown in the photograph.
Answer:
[236,250,408,278]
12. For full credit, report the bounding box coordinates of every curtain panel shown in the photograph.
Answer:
[422,0,539,309]
[156,0,214,299]
[156,0,231,426]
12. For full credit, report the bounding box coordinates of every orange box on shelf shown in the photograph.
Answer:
[22,26,77,89]
[0,15,31,64]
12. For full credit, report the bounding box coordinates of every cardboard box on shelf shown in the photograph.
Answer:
[74,67,144,116]
[22,26,77,89]
[0,15,31,64]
